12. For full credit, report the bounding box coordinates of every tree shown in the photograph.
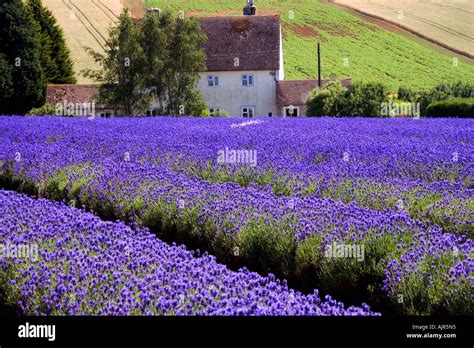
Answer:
[83,9,148,116]
[339,82,389,116]
[0,0,45,114]
[0,54,14,112]
[27,0,76,84]
[306,81,346,117]
[84,9,208,116]
[139,11,167,111]
[158,11,207,116]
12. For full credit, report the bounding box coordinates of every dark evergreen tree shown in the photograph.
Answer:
[0,54,14,114]
[0,0,45,114]
[27,0,76,84]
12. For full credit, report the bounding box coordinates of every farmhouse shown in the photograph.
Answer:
[45,1,351,117]
[194,1,351,117]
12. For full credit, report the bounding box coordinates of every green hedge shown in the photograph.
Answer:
[426,98,474,118]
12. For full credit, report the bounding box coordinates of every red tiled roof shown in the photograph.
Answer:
[276,79,352,105]
[198,15,281,71]
[45,84,101,106]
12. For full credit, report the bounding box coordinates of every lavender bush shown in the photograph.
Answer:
[0,190,376,316]
[0,116,472,315]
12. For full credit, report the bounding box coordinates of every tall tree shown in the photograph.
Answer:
[27,0,76,84]
[0,0,45,114]
[139,11,167,111]
[158,11,207,116]
[83,9,148,116]
[85,9,208,116]
[0,54,14,112]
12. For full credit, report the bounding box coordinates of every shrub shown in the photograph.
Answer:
[26,104,56,116]
[338,82,389,117]
[211,110,229,117]
[397,86,415,101]
[419,81,474,115]
[426,98,474,118]
[306,81,347,117]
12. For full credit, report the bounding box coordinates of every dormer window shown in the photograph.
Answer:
[241,74,254,87]
[208,75,219,87]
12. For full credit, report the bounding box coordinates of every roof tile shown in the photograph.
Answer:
[199,15,281,71]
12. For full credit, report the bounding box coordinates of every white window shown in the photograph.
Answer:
[241,74,254,87]
[284,106,299,117]
[241,106,255,118]
[209,107,220,116]
[208,75,219,87]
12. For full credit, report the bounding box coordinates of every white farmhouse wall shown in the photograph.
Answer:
[197,70,279,117]
[278,24,284,81]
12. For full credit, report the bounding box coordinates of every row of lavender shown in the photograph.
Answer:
[2,117,471,235]
[0,190,377,315]
[0,117,472,315]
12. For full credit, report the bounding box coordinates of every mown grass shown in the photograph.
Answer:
[145,0,474,90]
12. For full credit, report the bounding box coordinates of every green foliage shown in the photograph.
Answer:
[419,81,474,115]
[84,9,207,116]
[397,86,415,101]
[26,104,56,116]
[307,82,389,117]
[426,98,474,118]
[237,218,296,279]
[0,0,45,115]
[307,80,473,117]
[157,11,207,116]
[84,9,148,116]
[211,110,229,117]
[0,54,14,107]
[340,82,389,116]
[26,0,76,84]
[387,250,473,315]
[306,81,347,116]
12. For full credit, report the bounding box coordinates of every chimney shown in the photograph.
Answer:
[243,0,256,16]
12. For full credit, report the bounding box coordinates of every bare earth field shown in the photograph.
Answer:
[334,0,474,58]
[43,0,128,83]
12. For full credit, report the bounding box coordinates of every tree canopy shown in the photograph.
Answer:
[0,0,45,114]
[84,9,208,116]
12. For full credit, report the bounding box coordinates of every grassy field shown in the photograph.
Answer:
[334,0,474,58]
[146,0,474,90]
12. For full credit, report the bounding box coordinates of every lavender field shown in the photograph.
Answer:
[0,116,472,316]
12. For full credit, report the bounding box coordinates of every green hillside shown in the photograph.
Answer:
[145,0,474,90]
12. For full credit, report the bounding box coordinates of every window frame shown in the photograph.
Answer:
[241,105,256,118]
[284,106,300,117]
[207,75,219,87]
[241,74,254,87]
[209,107,221,116]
